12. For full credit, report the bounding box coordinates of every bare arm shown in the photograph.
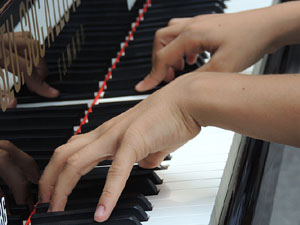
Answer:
[39,1,300,223]
[136,1,300,91]
[184,72,300,147]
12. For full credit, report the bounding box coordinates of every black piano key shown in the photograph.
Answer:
[9,136,68,149]
[79,166,162,185]
[111,65,150,78]
[31,205,147,224]
[36,193,152,214]
[0,104,87,116]
[0,127,74,139]
[8,215,24,225]
[33,215,142,225]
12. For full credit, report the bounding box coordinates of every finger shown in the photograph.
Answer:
[0,150,33,206]
[39,122,116,203]
[168,18,192,27]
[48,132,119,212]
[94,147,136,222]
[0,141,40,183]
[196,46,235,72]
[138,151,170,169]
[1,92,17,109]
[7,97,17,108]
[135,25,184,92]
[163,59,184,82]
[138,144,182,169]
[28,80,59,98]
[186,54,198,65]
[2,32,30,54]
[174,58,185,71]
[164,68,175,83]
[136,33,202,92]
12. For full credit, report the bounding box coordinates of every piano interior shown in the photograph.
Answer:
[0,0,300,225]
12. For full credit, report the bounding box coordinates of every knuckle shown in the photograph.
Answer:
[53,145,67,161]
[0,150,10,164]
[101,189,115,200]
[66,153,81,169]
[100,120,113,130]
[183,24,196,33]
[24,156,36,166]
[38,178,45,188]
[123,128,148,160]
[1,140,14,148]
[67,135,77,143]
[168,18,178,26]
[154,28,164,40]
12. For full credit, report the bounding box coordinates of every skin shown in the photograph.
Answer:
[39,1,300,223]
[0,32,59,103]
[0,140,40,211]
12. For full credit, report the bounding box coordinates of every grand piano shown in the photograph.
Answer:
[1,0,299,225]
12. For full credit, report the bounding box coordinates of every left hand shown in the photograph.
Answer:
[39,74,201,222]
[0,140,40,210]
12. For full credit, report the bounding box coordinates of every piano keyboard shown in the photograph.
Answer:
[0,0,274,224]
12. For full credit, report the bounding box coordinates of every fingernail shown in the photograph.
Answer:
[95,205,105,219]
[135,81,144,90]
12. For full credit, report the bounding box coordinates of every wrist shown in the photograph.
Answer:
[183,72,248,129]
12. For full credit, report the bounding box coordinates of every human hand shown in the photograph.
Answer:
[1,91,17,108]
[135,6,288,92]
[0,140,40,209]
[39,73,201,222]
[1,32,59,98]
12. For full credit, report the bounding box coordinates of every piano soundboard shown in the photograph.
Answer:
[0,0,275,225]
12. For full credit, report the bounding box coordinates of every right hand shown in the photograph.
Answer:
[135,7,282,92]
[1,32,59,98]
[39,73,201,222]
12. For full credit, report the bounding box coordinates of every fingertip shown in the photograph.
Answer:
[48,86,60,98]
[186,54,198,65]
[135,80,155,92]
[36,83,60,98]
[8,98,17,108]
[164,68,175,83]
[94,205,110,222]
[135,80,145,92]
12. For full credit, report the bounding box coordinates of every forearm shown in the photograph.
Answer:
[184,73,300,147]
[265,1,300,51]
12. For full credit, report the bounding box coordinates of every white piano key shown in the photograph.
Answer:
[225,0,274,13]
[159,162,226,174]
[144,205,214,225]
[147,204,214,218]
[165,154,229,166]
[158,179,221,193]
[158,170,223,183]
[143,213,211,225]
[148,187,218,202]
